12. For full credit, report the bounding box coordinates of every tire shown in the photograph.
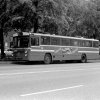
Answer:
[81,54,87,63]
[44,54,52,64]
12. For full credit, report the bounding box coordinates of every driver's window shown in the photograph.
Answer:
[31,37,39,46]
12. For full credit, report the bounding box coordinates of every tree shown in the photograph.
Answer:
[31,0,69,35]
[65,0,100,39]
[0,0,9,59]
[0,0,24,59]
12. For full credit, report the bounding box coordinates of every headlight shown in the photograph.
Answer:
[25,50,28,54]
[25,54,27,56]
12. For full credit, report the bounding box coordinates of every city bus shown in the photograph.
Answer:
[12,32,100,64]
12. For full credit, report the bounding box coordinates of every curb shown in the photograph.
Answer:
[0,61,12,64]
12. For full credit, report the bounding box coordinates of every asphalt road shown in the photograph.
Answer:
[0,60,100,100]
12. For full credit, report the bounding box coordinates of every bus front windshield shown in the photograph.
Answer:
[13,36,29,48]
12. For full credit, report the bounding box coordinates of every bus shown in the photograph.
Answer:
[12,32,100,64]
[0,43,1,59]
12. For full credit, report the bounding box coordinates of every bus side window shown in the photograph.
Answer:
[31,37,39,46]
[82,41,85,47]
[85,41,92,47]
[74,40,78,46]
[78,40,82,47]
[89,41,92,47]
[61,38,70,46]
[70,39,78,46]
[51,37,60,45]
[93,41,99,48]
[41,36,50,45]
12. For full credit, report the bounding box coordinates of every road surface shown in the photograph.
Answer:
[0,60,100,100]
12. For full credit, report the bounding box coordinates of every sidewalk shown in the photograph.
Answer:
[0,59,12,64]
[0,61,12,64]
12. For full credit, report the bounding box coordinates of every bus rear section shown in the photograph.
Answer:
[78,40,99,62]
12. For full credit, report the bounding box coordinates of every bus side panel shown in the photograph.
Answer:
[62,53,81,60]
[28,46,62,61]
[86,48,99,60]
[41,46,63,61]
[28,47,45,61]
[78,47,99,60]
[62,47,81,60]
[87,53,99,60]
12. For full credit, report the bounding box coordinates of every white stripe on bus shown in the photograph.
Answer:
[32,33,99,41]
[31,49,99,54]
[31,49,54,52]
[39,45,99,50]
[78,51,99,53]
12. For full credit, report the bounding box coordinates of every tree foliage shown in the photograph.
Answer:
[1,0,100,38]
[65,0,100,39]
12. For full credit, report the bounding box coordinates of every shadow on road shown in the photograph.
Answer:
[12,61,44,65]
[11,60,92,65]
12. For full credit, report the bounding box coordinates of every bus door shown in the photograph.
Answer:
[30,36,43,61]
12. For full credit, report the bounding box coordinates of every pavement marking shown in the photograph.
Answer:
[0,69,87,76]
[0,68,100,76]
[20,85,84,96]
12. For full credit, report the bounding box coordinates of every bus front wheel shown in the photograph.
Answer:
[81,54,87,63]
[44,53,52,64]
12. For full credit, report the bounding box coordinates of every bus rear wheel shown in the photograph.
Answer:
[44,54,52,64]
[81,54,87,63]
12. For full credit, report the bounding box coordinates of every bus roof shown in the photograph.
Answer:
[13,32,99,41]
[32,33,99,41]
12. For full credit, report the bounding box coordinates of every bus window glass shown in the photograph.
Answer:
[31,37,39,46]
[93,41,99,48]
[61,38,70,46]
[51,37,60,45]
[81,41,85,47]
[89,41,92,47]
[74,40,78,46]
[70,39,78,46]
[85,41,92,47]
[78,40,82,47]
[18,36,29,47]
[13,36,29,48]
[41,36,50,45]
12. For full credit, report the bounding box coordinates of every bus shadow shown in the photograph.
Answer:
[12,60,92,65]
[12,61,44,65]
[53,60,91,64]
